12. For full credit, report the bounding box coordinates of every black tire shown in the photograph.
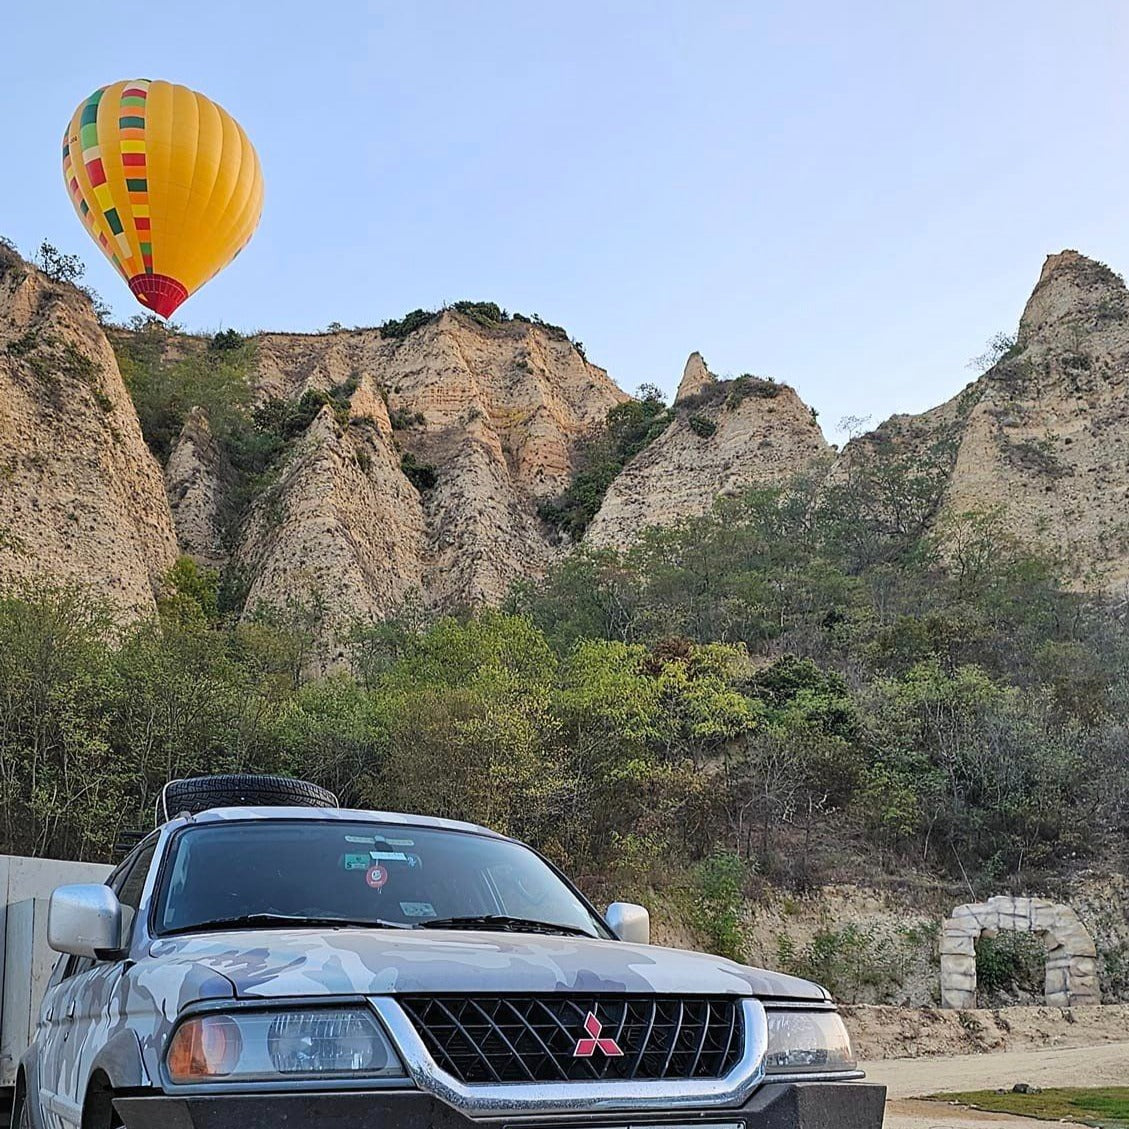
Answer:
[14,1092,30,1129]
[159,774,338,821]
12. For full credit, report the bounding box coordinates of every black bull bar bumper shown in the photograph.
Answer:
[113,1081,887,1129]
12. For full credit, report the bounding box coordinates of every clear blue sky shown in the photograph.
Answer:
[3,1,1128,439]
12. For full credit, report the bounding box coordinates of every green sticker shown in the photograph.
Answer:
[344,853,371,870]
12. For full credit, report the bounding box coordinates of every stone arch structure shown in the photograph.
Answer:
[940,895,1099,1008]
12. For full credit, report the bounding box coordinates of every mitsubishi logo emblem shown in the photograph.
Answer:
[573,1011,624,1057]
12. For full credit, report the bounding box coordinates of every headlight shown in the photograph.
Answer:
[763,1009,856,1074]
[166,1007,407,1084]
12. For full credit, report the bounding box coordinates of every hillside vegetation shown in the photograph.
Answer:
[2,440,1126,976]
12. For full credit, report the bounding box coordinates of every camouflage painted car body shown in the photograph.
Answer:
[20,807,860,1129]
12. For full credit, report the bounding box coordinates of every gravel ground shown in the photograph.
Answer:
[861,1042,1129,1129]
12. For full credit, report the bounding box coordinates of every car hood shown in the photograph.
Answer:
[147,927,827,1001]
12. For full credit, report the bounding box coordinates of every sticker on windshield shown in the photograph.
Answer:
[344,835,376,844]
[400,902,437,918]
[365,864,389,890]
[384,838,415,846]
[370,851,407,862]
[343,853,370,870]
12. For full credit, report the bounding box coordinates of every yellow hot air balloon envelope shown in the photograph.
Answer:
[62,80,264,318]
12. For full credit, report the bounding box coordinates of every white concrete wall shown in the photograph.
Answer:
[0,856,113,1088]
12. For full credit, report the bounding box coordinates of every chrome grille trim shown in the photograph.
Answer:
[371,996,768,1116]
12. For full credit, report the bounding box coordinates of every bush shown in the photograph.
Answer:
[690,852,749,961]
[401,451,438,491]
[379,308,437,339]
[115,329,256,463]
[726,374,781,406]
[389,407,425,430]
[451,301,507,328]
[775,922,924,1002]
[210,329,245,351]
[975,931,1046,1002]
[688,414,717,438]
[539,391,672,538]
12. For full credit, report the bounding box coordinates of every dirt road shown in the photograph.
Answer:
[861,1042,1129,1129]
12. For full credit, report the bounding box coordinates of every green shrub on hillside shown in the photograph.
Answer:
[688,414,717,438]
[690,852,751,961]
[539,389,673,538]
[114,331,361,593]
[400,451,438,491]
[378,308,437,339]
[727,373,781,406]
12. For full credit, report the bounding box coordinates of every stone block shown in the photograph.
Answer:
[941,954,976,976]
[941,970,976,992]
[1057,928,1097,957]
[941,987,976,1009]
[940,934,975,956]
[943,916,977,936]
[1069,989,1100,1006]
[1051,908,1083,931]
[1044,966,1068,996]
[953,903,997,930]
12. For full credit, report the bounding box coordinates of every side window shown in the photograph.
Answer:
[54,842,158,982]
[113,840,158,944]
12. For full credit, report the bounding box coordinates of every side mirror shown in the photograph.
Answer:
[48,885,123,958]
[606,902,650,945]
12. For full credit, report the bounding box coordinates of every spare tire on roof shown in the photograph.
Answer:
[158,774,339,823]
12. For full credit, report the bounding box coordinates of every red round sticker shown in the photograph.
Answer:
[365,864,388,889]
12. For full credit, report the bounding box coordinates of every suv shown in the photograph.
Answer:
[18,776,883,1129]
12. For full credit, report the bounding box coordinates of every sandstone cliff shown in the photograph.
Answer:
[7,235,1129,636]
[843,251,1129,586]
[165,406,227,568]
[0,246,177,616]
[585,353,832,547]
[177,310,627,652]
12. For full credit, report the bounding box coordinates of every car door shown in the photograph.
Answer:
[38,840,158,1129]
[34,954,89,1129]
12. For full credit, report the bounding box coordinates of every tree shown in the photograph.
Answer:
[35,242,86,285]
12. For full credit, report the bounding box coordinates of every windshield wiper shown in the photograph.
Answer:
[162,913,414,936]
[415,914,595,937]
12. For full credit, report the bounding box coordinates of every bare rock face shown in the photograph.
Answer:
[586,354,832,548]
[165,406,227,567]
[235,386,426,659]
[845,251,1129,586]
[675,351,713,402]
[0,247,177,617]
[230,311,625,646]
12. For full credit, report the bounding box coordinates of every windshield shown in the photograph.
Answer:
[153,819,608,938]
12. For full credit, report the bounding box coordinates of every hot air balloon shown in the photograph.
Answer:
[62,80,264,318]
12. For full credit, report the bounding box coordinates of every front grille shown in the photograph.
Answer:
[399,995,744,1083]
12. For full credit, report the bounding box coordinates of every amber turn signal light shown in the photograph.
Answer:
[166,1015,243,1081]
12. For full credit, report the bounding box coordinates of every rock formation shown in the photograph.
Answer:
[0,245,177,617]
[585,353,832,548]
[844,251,1129,586]
[165,406,227,567]
[5,237,1129,637]
[198,311,625,653]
